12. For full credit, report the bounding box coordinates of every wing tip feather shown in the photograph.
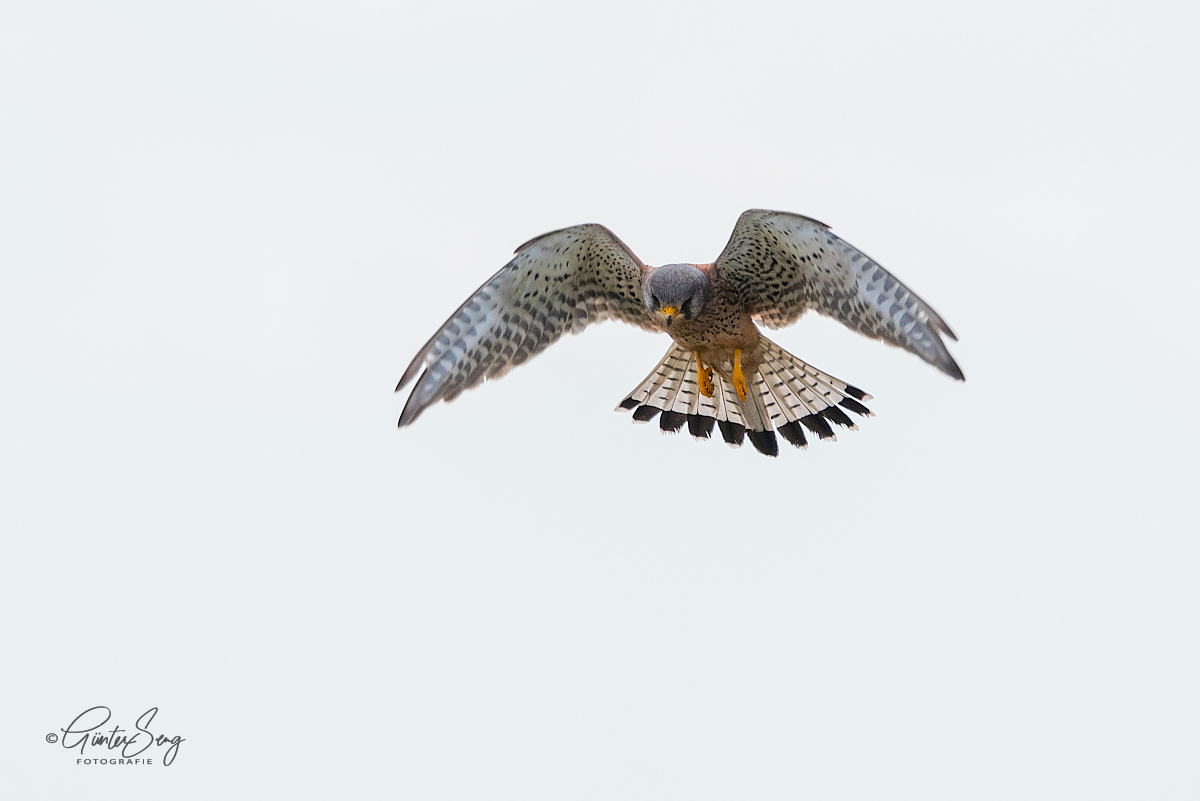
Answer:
[395,359,426,393]
[938,354,966,382]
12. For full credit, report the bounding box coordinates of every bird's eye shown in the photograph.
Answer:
[650,294,660,309]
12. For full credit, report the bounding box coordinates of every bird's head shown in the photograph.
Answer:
[643,264,710,327]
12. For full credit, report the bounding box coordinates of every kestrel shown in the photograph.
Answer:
[396,209,963,456]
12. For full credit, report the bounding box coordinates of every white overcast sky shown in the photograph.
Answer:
[3,1,1198,798]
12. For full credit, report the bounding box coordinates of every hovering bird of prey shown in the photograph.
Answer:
[397,209,963,456]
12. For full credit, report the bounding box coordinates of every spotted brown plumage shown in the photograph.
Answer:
[716,209,963,380]
[397,209,964,456]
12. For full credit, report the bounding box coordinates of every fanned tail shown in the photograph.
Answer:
[616,338,873,457]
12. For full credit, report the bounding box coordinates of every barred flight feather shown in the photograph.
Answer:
[616,337,873,457]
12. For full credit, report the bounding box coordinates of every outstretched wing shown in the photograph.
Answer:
[396,223,654,426]
[714,209,964,380]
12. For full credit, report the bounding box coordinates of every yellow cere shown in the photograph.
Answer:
[659,306,679,316]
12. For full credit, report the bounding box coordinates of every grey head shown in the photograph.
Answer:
[643,263,711,326]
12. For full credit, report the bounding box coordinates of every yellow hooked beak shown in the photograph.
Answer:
[659,306,679,326]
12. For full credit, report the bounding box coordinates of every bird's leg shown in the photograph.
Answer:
[695,352,714,398]
[732,348,748,401]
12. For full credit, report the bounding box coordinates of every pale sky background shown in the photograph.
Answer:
[2,1,1198,798]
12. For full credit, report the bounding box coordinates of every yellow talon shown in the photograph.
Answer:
[695,353,714,398]
[732,348,748,401]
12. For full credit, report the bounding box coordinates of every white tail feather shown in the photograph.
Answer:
[616,337,873,456]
